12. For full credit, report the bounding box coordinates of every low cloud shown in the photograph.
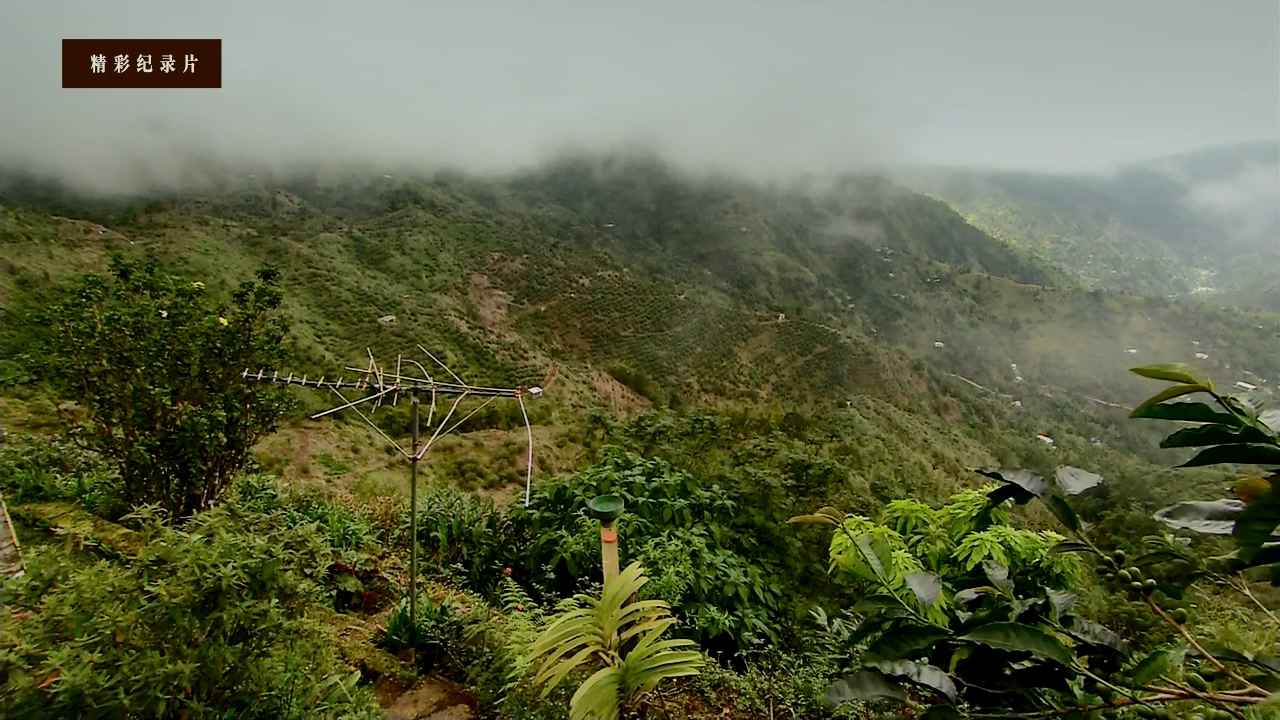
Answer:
[1185,162,1280,247]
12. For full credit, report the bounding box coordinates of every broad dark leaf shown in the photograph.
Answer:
[865,659,958,701]
[850,614,902,645]
[1130,383,1214,417]
[1066,618,1128,654]
[977,468,1047,498]
[1044,495,1082,533]
[1133,549,1194,566]
[1154,500,1245,535]
[1179,444,1280,469]
[788,513,841,526]
[984,482,1035,508]
[1240,543,1280,570]
[954,586,998,605]
[1131,649,1175,685]
[1131,401,1244,427]
[983,561,1014,596]
[1055,466,1103,495]
[905,572,943,608]
[857,535,894,584]
[1046,590,1077,622]
[959,622,1073,665]
[826,669,907,708]
[1011,596,1044,621]
[867,624,952,661]
[1160,424,1275,449]
[1130,364,1209,386]
[1049,539,1095,556]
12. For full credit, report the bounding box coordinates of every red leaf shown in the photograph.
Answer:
[37,670,60,690]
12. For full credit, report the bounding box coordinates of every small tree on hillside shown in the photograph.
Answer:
[38,253,292,518]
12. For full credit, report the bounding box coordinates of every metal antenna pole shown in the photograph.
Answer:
[409,388,420,651]
[240,346,552,653]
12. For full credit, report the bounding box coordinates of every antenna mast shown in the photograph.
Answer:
[242,345,543,654]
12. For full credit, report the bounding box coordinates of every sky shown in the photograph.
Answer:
[1,0,1277,192]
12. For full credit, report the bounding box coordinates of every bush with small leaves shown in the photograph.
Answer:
[33,253,292,519]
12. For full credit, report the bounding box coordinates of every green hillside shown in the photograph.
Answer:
[899,141,1280,307]
[2,156,1278,718]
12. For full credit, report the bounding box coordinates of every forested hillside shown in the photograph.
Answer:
[899,141,1280,309]
[2,153,1278,719]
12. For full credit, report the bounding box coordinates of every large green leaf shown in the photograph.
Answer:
[983,561,1014,597]
[618,628,702,698]
[959,622,1074,665]
[976,468,1047,499]
[826,669,908,708]
[1130,649,1175,685]
[1045,589,1077,623]
[1130,401,1244,426]
[867,624,952,661]
[1044,495,1082,533]
[1179,444,1280,468]
[1154,499,1246,535]
[1066,618,1129,655]
[571,666,623,720]
[1130,364,1210,386]
[1160,424,1275,449]
[865,659,958,701]
[905,572,943,608]
[1130,384,1213,417]
[789,506,845,526]
[1055,466,1103,495]
[856,534,894,584]
[1049,539,1096,556]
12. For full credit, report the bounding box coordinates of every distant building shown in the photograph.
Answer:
[1235,381,1258,392]
[1194,352,1209,360]
[1037,434,1055,445]
[933,341,945,348]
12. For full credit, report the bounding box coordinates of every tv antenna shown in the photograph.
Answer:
[242,344,546,650]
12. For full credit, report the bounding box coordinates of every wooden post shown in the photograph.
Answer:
[601,520,620,586]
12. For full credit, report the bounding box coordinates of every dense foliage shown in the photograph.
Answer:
[32,253,291,518]
[2,156,1277,718]
[0,499,382,719]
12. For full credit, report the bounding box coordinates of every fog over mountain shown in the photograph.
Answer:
[1,0,1277,196]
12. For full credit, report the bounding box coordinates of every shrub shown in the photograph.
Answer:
[0,505,381,719]
[35,253,292,519]
[381,594,464,674]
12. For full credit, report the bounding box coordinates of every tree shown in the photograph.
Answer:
[38,253,291,518]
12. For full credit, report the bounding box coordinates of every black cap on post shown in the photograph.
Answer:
[586,494,625,525]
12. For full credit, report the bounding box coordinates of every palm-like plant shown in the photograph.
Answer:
[524,561,703,720]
